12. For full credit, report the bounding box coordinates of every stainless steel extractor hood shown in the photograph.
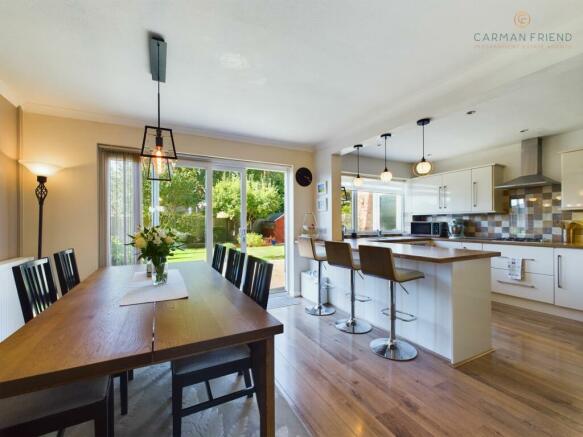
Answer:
[495,137,560,189]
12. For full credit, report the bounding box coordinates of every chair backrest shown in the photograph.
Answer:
[12,258,59,323]
[212,244,227,273]
[358,245,398,281]
[324,240,357,269]
[53,248,81,295]
[297,237,316,260]
[242,255,273,309]
[225,248,245,288]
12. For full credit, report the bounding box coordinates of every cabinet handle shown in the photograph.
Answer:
[443,185,447,209]
[473,181,477,207]
[497,280,535,289]
[557,254,562,289]
[438,186,442,209]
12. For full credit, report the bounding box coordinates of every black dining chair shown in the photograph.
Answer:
[53,248,81,296]
[3,258,114,437]
[211,244,227,273]
[52,248,131,415]
[224,248,245,288]
[242,256,273,310]
[170,258,274,437]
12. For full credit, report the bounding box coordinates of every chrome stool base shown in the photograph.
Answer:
[335,318,372,334]
[370,337,418,361]
[305,304,336,316]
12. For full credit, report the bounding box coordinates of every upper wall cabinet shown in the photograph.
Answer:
[406,164,506,215]
[561,148,583,210]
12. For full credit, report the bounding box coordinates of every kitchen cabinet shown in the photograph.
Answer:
[561,149,583,210]
[407,164,506,215]
[554,249,583,310]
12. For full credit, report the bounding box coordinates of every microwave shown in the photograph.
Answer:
[411,221,449,237]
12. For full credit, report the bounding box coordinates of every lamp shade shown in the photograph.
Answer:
[414,159,432,176]
[19,160,62,177]
[380,169,393,182]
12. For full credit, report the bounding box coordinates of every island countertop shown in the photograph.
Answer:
[313,238,501,264]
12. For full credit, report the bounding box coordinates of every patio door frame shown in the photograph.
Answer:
[163,155,292,293]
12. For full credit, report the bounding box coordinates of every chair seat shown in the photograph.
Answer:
[394,268,425,283]
[0,376,110,429]
[313,247,327,262]
[172,345,251,376]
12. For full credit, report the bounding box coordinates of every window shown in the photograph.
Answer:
[341,176,403,233]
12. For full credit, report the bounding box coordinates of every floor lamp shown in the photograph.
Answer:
[19,161,62,259]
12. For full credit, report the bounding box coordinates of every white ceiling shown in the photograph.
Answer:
[1,1,583,153]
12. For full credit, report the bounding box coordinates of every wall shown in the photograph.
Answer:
[19,112,314,291]
[314,147,342,240]
[0,95,19,260]
[341,154,412,180]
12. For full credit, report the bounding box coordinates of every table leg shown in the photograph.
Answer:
[250,337,275,437]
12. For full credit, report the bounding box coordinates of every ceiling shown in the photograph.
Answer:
[1,1,583,153]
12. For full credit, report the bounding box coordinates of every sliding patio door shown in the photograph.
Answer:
[211,168,247,255]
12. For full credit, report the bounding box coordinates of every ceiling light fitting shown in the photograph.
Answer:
[141,36,177,181]
[414,118,433,176]
[379,133,393,183]
[353,144,364,187]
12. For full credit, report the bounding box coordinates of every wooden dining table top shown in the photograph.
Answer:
[0,261,284,398]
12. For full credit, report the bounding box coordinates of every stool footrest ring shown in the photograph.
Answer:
[345,292,371,303]
[380,307,417,322]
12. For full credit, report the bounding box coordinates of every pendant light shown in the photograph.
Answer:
[353,144,364,187]
[414,118,432,176]
[379,133,393,182]
[141,37,177,181]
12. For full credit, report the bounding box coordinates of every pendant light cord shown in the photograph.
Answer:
[384,136,388,170]
[422,124,425,159]
[357,146,360,177]
[157,41,161,130]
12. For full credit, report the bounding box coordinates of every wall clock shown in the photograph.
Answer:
[295,167,313,187]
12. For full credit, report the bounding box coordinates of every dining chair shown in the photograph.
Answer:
[4,258,114,437]
[211,243,227,273]
[170,258,274,437]
[53,248,131,415]
[224,248,245,288]
[53,248,81,295]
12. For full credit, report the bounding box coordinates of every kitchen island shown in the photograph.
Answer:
[311,239,501,366]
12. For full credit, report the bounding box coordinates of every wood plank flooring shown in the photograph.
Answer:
[269,300,583,436]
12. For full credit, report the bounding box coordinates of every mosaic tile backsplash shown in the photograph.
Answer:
[412,185,575,242]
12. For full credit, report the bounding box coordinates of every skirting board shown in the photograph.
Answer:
[492,293,583,322]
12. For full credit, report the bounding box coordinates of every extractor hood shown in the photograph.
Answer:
[495,137,560,189]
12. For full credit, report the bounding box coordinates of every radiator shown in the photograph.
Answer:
[0,257,32,341]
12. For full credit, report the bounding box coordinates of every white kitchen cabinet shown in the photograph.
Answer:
[491,269,554,304]
[407,164,506,215]
[554,249,583,310]
[442,170,471,213]
[561,149,583,210]
[483,244,554,276]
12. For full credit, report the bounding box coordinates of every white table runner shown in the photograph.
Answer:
[119,269,188,306]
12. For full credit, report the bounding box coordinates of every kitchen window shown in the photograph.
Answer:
[341,176,404,234]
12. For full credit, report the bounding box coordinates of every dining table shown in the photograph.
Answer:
[0,261,284,437]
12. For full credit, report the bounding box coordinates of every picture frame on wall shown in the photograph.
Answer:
[317,180,327,196]
[317,197,328,212]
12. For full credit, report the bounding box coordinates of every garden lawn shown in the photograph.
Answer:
[168,244,285,263]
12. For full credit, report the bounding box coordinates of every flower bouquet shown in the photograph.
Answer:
[128,226,183,285]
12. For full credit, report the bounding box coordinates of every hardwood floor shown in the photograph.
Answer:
[269,300,583,436]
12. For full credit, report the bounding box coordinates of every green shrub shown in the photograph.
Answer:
[242,232,264,247]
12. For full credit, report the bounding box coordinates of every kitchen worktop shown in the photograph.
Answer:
[314,238,501,264]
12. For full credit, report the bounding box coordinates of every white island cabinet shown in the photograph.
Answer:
[555,249,583,311]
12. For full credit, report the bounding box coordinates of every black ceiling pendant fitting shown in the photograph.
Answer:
[141,36,177,181]
[414,118,433,176]
[353,144,364,187]
[379,132,393,182]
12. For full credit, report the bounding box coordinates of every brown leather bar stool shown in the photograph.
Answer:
[359,245,424,361]
[324,241,372,334]
[298,237,335,316]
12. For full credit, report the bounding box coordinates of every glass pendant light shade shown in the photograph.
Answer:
[141,126,177,161]
[414,118,432,176]
[380,169,393,182]
[353,175,364,187]
[146,152,173,182]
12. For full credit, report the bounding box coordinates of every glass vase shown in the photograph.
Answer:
[152,262,167,286]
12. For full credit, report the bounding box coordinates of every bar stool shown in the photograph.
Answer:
[359,245,424,361]
[298,237,335,316]
[324,241,371,334]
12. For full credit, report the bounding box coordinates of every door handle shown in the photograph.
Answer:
[557,255,562,289]
[473,181,477,207]
[497,280,535,289]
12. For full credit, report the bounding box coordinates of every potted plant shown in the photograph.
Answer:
[128,226,183,285]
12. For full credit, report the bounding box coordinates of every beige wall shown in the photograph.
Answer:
[0,95,19,260]
[431,127,583,182]
[20,112,314,287]
[342,155,412,180]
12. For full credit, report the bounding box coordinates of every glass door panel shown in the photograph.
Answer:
[144,165,207,263]
[246,169,286,291]
[212,169,244,253]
